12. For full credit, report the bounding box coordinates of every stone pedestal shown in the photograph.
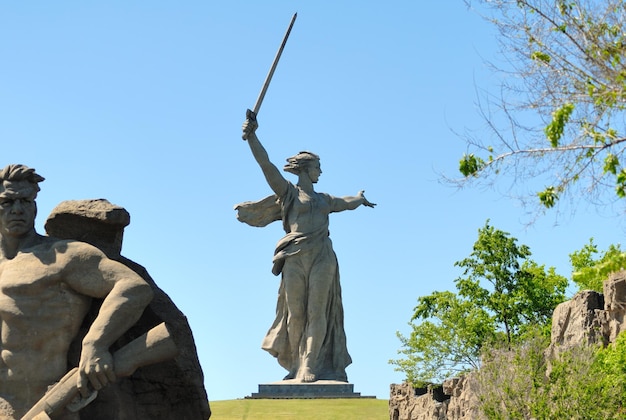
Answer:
[247,380,374,399]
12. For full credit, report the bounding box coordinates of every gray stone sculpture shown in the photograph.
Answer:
[45,199,211,420]
[235,117,375,383]
[0,165,153,419]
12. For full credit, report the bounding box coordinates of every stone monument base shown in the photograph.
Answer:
[247,380,375,399]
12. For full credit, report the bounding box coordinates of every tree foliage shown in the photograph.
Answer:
[454,0,626,214]
[570,238,626,291]
[390,221,567,385]
[391,291,495,386]
[455,222,567,342]
[595,332,626,406]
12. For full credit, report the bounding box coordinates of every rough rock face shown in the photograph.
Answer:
[389,271,626,420]
[603,271,626,343]
[442,375,481,420]
[44,198,131,259]
[389,382,448,420]
[45,199,211,420]
[389,376,481,420]
[544,289,606,363]
[545,271,626,362]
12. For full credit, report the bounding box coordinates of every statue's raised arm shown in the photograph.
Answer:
[242,114,289,198]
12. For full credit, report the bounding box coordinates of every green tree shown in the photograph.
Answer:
[569,238,626,291]
[390,221,568,385]
[455,222,567,343]
[391,291,496,385]
[454,0,626,215]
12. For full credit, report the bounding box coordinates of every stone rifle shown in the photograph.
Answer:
[21,322,179,420]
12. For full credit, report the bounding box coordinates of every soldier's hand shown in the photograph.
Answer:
[77,345,117,397]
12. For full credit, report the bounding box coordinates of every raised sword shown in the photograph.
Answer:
[243,12,297,139]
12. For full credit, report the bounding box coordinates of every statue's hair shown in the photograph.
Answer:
[283,151,320,175]
[0,164,45,193]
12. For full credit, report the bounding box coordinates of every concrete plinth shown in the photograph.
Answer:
[247,380,374,399]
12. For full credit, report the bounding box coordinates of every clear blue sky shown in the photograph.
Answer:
[1,2,623,402]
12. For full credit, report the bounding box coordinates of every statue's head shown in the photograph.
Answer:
[0,164,45,199]
[284,151,322,183]
[0,164,45,236]
[283,151,321,177]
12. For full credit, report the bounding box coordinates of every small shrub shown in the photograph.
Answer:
[476,328,625,419]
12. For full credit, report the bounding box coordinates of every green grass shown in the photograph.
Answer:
[209,398,389,420]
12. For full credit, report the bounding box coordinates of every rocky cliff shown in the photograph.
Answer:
[389,271,626,420]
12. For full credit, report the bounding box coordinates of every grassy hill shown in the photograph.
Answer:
[209,398,389,419]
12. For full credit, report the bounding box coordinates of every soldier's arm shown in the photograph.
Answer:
[63,242,153,395]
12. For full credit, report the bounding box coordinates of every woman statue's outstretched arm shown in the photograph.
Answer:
[330,190,376,213]
[242,114,288,197]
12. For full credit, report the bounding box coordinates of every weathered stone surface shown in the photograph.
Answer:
[544,272,626,364]
[46,199,211,420]
[544,289,606,364]
[389,383,449,420]
[45,198,130,259]
[248,381,366,399]
[603,270,626,343]
[443,375,482,420]
[546,272,626,351]
[389,377,482,420]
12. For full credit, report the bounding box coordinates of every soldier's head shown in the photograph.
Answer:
[0,164,45,237]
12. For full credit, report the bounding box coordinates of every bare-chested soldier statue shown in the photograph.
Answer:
[0,164,153,419]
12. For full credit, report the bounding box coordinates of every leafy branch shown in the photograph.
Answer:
[453,0,626,216]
